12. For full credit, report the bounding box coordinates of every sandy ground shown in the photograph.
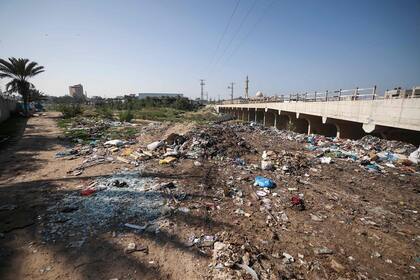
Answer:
[0,112,419,280]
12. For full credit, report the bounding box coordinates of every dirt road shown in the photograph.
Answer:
[0,113,201,279]
[0,112,419,280]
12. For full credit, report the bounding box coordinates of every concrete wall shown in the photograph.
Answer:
[217,98,420,143]
[0,97,17,123]
[217,98,420,132]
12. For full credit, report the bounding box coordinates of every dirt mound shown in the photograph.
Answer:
[182,125,252,159]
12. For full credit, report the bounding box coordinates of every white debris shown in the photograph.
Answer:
[104,139,124,146]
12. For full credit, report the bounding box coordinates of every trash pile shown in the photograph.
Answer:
[303,134,419,172]
[55,122,254,176]
[181,125,252,159]
[60,117,139,145]
[231,123,419,173]
[42,171,166,244]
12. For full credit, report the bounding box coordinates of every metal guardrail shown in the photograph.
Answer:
[220,86,420,105]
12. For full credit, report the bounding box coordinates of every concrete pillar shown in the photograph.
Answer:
[290,117,309,134]
[280,111,308,133]
[276,114,290,130]
[249,109,256,123]
[241,109,246,121]
[300,114,337,137]
[255,109,264,124]
[264,109,276,127]
[327,118,365,139]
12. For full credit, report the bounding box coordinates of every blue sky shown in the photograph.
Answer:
[1,0,419,99]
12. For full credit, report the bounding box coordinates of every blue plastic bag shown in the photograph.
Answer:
[254,176,275,188]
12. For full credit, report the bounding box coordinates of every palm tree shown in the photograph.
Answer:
[0,57,45,115]
[28,88,47,102]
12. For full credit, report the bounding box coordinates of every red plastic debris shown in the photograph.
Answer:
[291,195,302,205]
[291,195,305,210]
[80,188,97,196]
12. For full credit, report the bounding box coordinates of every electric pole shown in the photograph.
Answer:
[228,82,234,104]
[245,75,249,99]
[200,79,205,102]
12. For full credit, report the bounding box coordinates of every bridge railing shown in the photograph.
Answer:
[223,86,420,104]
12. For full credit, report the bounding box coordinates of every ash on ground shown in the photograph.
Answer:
[41,171,165,244]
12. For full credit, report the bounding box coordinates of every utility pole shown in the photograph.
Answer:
[228,82,234,104]
[244,76,249,99]
[200,79,205,102]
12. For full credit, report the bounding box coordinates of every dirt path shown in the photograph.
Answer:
[0,113,203,280]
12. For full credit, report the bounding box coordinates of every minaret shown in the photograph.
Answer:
[245,76,249,99]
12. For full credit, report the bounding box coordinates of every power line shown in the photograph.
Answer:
[208,0,241,70]
[211,0,258,72]
[224,0,276,65]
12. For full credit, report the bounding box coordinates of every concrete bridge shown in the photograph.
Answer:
[217,95,420,144]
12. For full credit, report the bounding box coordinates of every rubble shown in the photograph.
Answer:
[34,117,420,279]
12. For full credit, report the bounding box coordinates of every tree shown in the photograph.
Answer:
[28,88,47,102]
[0,57,45,115]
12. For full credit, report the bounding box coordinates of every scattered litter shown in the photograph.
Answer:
[125,223,148,231]
[159,156,177,164]
[291,195,305,210]
[261,160,274,170]
[320,157,332,164]
[282,252,295,264]
[256,190,268,197]
[80,188,97,196]
[236,263,259,280]
[125,242,148,254]
[104,139,124,146]
[314,247,333,255]
[147,140,164,151]
[254,176,275,188]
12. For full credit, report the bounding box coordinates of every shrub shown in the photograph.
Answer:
[58,104,83,118]
[172,97,193,110]
[118,110,134,122]
[96,107,114,119]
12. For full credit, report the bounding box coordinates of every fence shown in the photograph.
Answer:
[221,86,420,105]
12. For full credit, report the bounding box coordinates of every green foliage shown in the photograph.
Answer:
[134,107,184,122]
[95,96,199,112]
[96,107,114,119]
[65,128,90,141]
[58,104,83,118]
[0,58,45,113]
[118,110,134,122]
[183,110,219,124]
[172,97,193,110]
[28,88,47,102]
[107,127,137,139]
[57,118,72,129]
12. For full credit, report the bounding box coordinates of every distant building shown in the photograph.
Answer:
[69,84,85,99]
[137,93,183,99]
